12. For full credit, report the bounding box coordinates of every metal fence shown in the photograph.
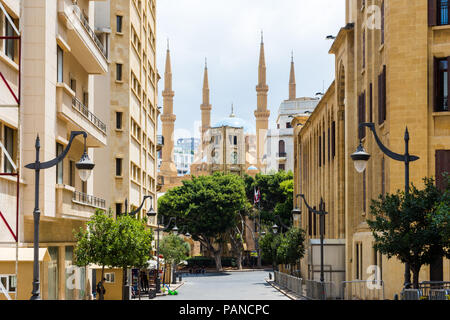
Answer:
[341,280,385,300]
[302,279,339,300]
[402,281,450,300]
[274,271,303,297]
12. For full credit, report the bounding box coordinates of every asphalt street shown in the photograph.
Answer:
[154,270,290,300]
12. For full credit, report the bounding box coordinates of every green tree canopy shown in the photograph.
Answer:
[276,227,306,265]
[244,171,294,228]
[159,234,190,267]
[158,172,249,271]
[367,177,450,289]
[73,209,153,299]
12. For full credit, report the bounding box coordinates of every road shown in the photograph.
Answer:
[154,270,290,300]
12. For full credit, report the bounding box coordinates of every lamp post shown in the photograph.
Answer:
[145,213,178,293]
[296,194,328,284]
[25,131,94,300]
[119,195,155,300]
[351,122,420,289]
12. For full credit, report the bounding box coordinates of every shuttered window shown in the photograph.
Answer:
[436,150,450,191]
[358,92,366,139]
[378,66,387,124]
[331,121,336,159]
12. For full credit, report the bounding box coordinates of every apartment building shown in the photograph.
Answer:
[293,0,450,300]
[94,0,159,226]
[0,0,110,300]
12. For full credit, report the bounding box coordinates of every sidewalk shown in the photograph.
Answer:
[131,282,185,300]
[265,278,307,301]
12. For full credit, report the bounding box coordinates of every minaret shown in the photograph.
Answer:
[289,51,296,100]
[201,58,212,152]
[160,40,177,176]
[254,31,270,169]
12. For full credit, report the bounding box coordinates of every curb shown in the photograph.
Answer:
[265,279,306,301]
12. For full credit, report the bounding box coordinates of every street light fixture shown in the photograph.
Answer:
[296,194,328,285]
[25,131,94,300]
[351,122,420,289]
[120,195,154,300]
[272,224,279,234]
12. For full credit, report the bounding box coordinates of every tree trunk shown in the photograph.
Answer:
[213,251,223,272]
[237,250,243,270]
[412,266,421,289]
[99,266,105,300]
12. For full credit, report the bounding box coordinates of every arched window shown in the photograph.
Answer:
[231,152,238,164]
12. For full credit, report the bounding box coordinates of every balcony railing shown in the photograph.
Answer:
[72,96,107,134]
[277,152,287,158]
[72,5,107,59]
[73,191,106,209]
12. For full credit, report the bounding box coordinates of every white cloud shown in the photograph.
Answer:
[157,0,345,135]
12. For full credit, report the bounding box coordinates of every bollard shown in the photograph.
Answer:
[269,273,272,280]
[394,293,399,300]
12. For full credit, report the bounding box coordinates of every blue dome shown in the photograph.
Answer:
[247,166,258,171]
[212,117,255,134]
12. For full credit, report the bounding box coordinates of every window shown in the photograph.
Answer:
[362,29,366,68]
[5,19,14,60]
[116,16,123,33]
[116,112,123,129]
[313,206,317,236]
[439,0,449,25]
[378,66,387,124]
[116,158,123,176]
[83,92,89,107]
[355,243,363,280]
[381,1,385,44]
[363,171,367,213]
[318,135,322,167]
[0,275,16,293]
[82,181,87,193]
[374,248,383,281]
[231,152,238,165]
[3,126,14,173]
[308,209,312,236]
[116,64,123,81]
[70,78,77,93]
[331,121,336,159]
[69,160,75,187]
[105,272,115,283]
[56,143,64,184]
[233,136,238,145]
[358,91,366,139]
[278,140,285,156]
[436,150,450,191]
[435,58,449,112]
[286,122,292,129]
[278,163,285,171]
[115,203,122,216]
[57,45,64,83]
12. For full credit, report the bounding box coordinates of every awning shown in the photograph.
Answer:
[0,248,50,262]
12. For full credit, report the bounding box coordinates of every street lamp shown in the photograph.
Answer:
[144,212,178,293]
[296,194,328,284]
[120,195,154,300]
[272,224,279,234]
[25,131,94,300]
[351,122,420,289]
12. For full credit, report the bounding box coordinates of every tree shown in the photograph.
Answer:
[158,172,248,271]
[367,177,450,289]
[74,209,153,300]
[259,232,282,270]
[244,171,294,228]
[276,227,306,267]
[74,209,116,300]
[159,234,190,283]
[228,211,247,270]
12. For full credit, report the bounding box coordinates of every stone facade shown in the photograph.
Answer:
[293,0,450,300]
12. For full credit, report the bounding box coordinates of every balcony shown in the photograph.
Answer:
[58,0,108,74]
[56,185,106,220]
[56,83,107,147]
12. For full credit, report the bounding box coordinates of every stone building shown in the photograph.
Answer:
[293,0,450,300]
[0,0,111,300]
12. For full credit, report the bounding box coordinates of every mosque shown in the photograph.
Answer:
[158,34,276,191]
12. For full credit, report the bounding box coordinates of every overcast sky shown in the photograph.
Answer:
[156,0,345,139]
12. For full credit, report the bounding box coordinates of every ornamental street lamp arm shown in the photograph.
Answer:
[299,194,319,215]
[128,195,152,216]
[25,131,87,170]
[360,123,419,163]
